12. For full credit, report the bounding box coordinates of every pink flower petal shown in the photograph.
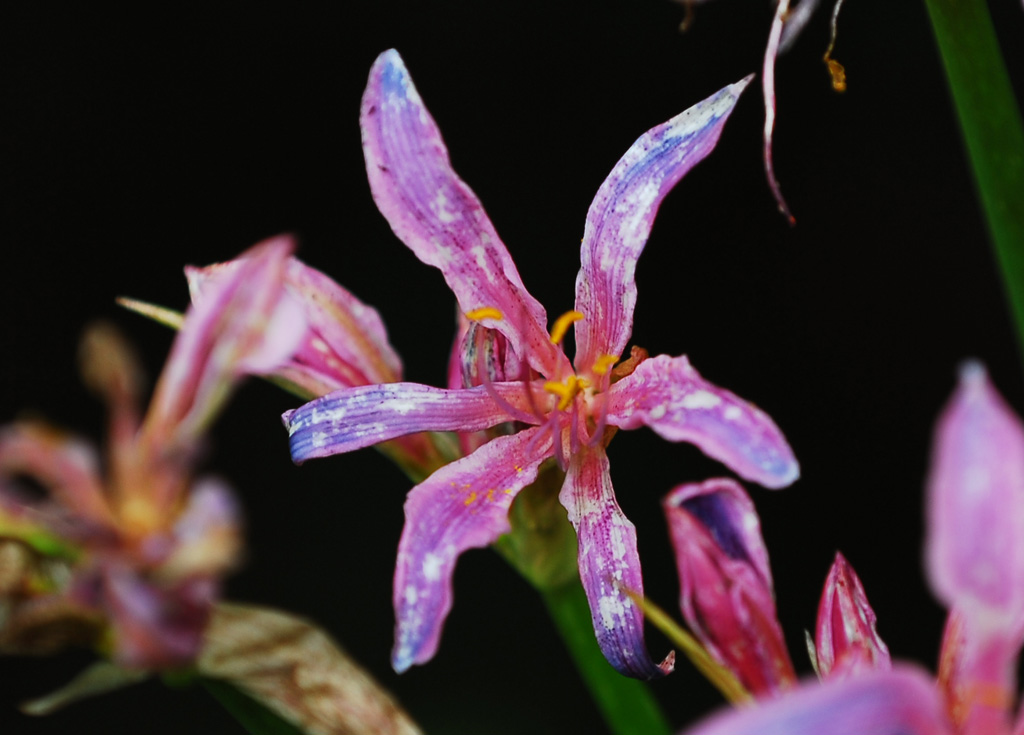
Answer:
[188,254,403,397]
[360,50,564,377]
[144,235,305,445]
[573,76,752,373]
[815,552,891,679]
[605,354,799,488]
[762,0,795,223]
[665,478,795,696]
[925,363,1024,637]
[560,446,673,679]
[681,666,952,735]
[392,427,554,672]
[285,381,543,462]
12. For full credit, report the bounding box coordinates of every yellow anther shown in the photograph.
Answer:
[466,306,504,322]
[549,310,584,345]
[592,354,619,376]
[544,375,590,411]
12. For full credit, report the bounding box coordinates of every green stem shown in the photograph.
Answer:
[922,0,1024,358]
[541,581,672,735]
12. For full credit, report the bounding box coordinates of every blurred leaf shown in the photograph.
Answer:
[20,661,149,715]
[198,603,423,735]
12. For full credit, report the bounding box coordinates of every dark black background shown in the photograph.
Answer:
[2,1,1024,733]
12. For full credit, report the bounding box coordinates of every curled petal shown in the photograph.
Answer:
[665,478,795,696]
[189,255,403,398]
[560,447,673,679]
[681,666,952,735]
[925,363,1024,636]
[605,354,799,488]
[392,427,554,672]
[285,382,544,462]
[144,235,305,446]
[360,49,563,377]
[574,76,752,372]
[816,552,891,679]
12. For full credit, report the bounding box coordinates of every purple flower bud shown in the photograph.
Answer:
[815,552,890,678]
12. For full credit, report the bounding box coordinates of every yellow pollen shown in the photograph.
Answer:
[464,491,478,506]
[544,375,590,411]
[466,306,504,322]
[592,354,619,375]
[549,310,584,345]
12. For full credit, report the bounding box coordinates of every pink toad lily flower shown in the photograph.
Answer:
[679,363,1024,735]
[664,478,797,696]
[814,551,891,679]
[284,49,800,678]
[183,239,449,479]
[0,238,303,668]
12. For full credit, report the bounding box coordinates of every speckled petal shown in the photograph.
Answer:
[392,427,554,672]
[605,354,799,489]
[361,50,562,377]
[285,381,543,463]
[926,362,1024,637]
[681,667,952,735]
[560,446,674,679]
[573,76,751,373]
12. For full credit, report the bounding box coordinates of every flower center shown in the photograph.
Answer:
[543,374,590,411]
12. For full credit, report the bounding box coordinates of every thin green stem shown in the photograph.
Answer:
[541,581,672,735]
[923,0,1024,359]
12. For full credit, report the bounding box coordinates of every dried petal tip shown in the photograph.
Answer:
[815,552,890,679]
[925,362,1024,635]
[665,478,796,696]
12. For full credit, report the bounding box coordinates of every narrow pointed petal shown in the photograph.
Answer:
[361,50,561,376]
[392,427,554,671]
[0,423,113,527]
[763,0,796,223]
[285,381,544,462]
[188,255,403,398]
[816,552,891,679]
[560,447,673,679]
[925,362,1024,636]
[605,354,799,488]
[573,76,751,372]
[681,667,952,735]
[665,478,796,696]
[144,236,305,446]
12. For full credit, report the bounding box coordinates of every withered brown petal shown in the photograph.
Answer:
[198,603,423,735]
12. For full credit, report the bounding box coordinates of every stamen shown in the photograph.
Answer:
[466,306,504,322]
[591,354,619,376]
[823,0,847,92]
[549,310,583,345]
[543,375,589,411]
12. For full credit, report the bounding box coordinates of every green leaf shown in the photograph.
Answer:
[203,678,306,735]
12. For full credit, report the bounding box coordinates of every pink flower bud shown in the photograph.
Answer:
[815,552,890,678]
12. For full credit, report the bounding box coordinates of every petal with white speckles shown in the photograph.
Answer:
[605,354,799,489]
[284,381,542,463]
[573,76,751,373]
[559,446,673,679]
[392,427,554,672]
[361,50,563,377]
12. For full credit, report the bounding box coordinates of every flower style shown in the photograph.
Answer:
[285,50,800,677]
[0,237,303,669]
[679,363,1024,735]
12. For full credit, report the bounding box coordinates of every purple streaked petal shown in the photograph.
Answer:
[392,427,554,672]
[573,76,751,373]
[681,667,952,735]
[605,354,799,488]
[285,381,545,462]
[665,478,795,696]
[145,236,305,445]
[361,50,562,377]
[925,362,1024,635]
[815,552,891,679]
[560,446,673,679]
